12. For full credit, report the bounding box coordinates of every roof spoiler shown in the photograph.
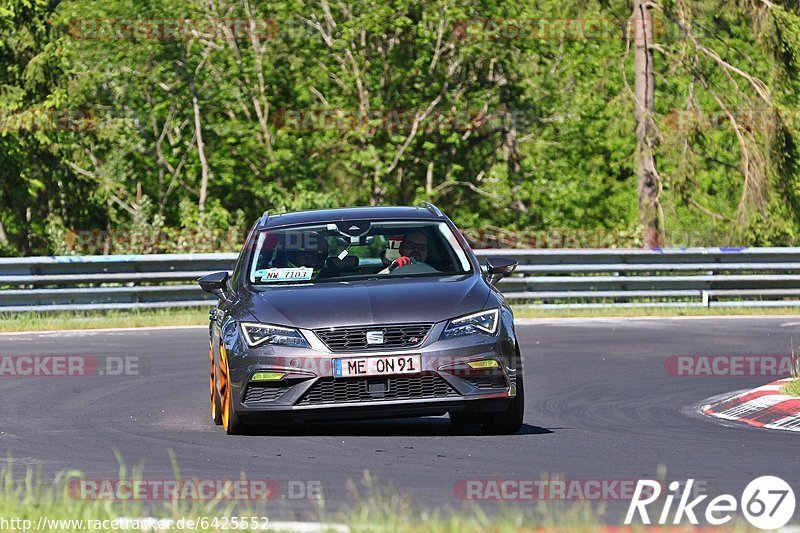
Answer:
[417,202,443,217]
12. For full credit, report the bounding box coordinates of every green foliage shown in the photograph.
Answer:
[1,0,800,255]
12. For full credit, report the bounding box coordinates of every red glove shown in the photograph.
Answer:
[389,256,414,271]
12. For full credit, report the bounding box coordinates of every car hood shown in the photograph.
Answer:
[241,275,491,329]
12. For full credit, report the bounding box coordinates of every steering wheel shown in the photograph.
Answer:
[388,262,438,275]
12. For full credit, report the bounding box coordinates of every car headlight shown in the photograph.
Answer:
[441,309,499,339]
[240,322,311,348]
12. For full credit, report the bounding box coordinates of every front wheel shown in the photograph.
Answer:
[219,348,247,435]
[210,345,222,426]
[481,373,525,435]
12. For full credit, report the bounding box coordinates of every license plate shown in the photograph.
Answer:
[333,355,421,378]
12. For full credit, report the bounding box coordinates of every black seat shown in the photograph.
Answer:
[319,256,360,277]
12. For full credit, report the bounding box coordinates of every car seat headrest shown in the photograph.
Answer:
[385,235,404,262]
[326,255,359,272]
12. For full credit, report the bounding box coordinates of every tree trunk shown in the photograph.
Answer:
[632,0,662,248]
[0,218,8,247]
[504,114,528,214]
[370,166,382,206]
[190,77,210,221]
[425,161,434,199]
[23,206,32,255]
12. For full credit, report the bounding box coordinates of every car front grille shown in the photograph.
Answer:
[243,383,293,407]
[314,323,433,352]
[298,375,458,405]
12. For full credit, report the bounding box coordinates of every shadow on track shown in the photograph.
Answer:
[242,417,554,437]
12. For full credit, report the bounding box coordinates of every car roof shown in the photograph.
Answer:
[259,205,445,228]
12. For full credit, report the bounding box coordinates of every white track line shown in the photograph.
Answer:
[516,315,800,325]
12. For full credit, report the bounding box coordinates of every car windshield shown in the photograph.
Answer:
[248,220,472,285]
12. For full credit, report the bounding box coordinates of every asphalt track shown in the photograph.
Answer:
[1,317,798,524]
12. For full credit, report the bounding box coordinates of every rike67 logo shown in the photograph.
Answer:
[625,476,796,530]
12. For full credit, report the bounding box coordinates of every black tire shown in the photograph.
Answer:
[211,361,223,426]
[449,411,481,427]
[224,402,248,435]
[212,384,223,426]
[481,373,525,435]
[221,360,248,436]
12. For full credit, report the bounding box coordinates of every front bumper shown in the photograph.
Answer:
[227,323,518,423]
[239,395,513,423]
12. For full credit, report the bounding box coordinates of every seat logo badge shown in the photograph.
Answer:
[366,331,384,345]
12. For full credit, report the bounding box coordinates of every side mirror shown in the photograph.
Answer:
[486,257,518,285]
[198,271,230,299]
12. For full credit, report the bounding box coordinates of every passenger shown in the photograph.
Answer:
[286,232,329,269]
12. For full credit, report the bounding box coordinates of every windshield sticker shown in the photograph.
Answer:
[255,267,313,282]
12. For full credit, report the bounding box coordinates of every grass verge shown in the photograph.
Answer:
[781,379,800,397]
[2,305,800,333]
[0,307,208,333]
[0,463,765,532]
[780,341,800,396]
[0,461,603,533]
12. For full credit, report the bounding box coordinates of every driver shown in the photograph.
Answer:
[380,230,429,273]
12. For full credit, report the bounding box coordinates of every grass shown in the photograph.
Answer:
[340,471,612,532]
[0,307,208,332]
[780,341,800,397]
[0,463,767,532]
[0,461,601,533]
[782,379,800,397]
[781,341,800,397]
[0,459,265,533]
[1,305,800,333]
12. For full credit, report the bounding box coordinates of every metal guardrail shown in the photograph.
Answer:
[0,248,799,312]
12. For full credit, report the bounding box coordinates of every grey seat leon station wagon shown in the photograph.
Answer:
[199,204,524,435]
